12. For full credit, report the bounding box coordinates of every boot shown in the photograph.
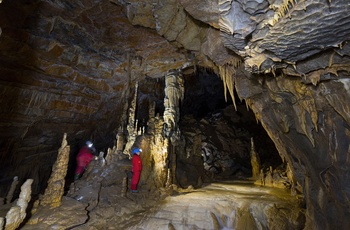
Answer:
[74,174,81,181]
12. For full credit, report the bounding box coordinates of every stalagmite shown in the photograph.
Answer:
[5,179,33,230]
[116,127,125,154]
[5,176,18,204]
[149,116,170,188]
[40,133,70,208]
[250,137,261,179]
[168,223,176,230]
[123,82,139,158]
[98,151,106,167]
[165,168,172,188]
[121,177,127,197]
[259,169,265,186]
[105,147,113,165]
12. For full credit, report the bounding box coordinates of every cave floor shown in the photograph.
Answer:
[20,180,305,230]
[123,180,305,230]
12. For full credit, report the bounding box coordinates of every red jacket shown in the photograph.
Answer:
[76,146,94,167]
[132,154,142,172]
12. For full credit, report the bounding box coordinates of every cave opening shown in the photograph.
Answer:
[175,68,283,187]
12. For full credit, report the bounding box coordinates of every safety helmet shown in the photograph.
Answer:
[86,141,93,148]
[132,148,142,154]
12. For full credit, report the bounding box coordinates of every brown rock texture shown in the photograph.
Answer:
[0,0,350,229]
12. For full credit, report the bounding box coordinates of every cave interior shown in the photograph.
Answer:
[1,0,350,229]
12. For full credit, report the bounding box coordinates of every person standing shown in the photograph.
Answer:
[131,148,142,193]
[74,141,95,181]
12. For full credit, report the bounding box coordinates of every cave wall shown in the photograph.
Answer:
[234,68,350,229]
[0,0,188,194]
[0,0,349,229]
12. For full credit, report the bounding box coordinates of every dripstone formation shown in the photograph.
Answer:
[0,0,350,229]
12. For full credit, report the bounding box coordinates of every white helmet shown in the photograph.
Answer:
[86,141,93,148]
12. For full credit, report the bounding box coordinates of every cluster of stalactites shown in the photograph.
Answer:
[268,0,303,26]
[163,70,184,143]
[218,63,239,111]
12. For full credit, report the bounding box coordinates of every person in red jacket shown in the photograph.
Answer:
[131,147,142,193]
[74,141,96,181]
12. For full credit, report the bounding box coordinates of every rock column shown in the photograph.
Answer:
[163,70,184,143]
[163,70,184,185]
[123,82,139,158]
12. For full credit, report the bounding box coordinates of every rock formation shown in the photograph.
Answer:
[123,81,139,158]
[40,133,70,208]
[0,0,349,228]
[4,179,33,230]
[250,137,261,179]
[4,177,18,204]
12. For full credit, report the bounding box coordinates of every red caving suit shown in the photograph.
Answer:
[131,154,142,190]
[75,146,94,175]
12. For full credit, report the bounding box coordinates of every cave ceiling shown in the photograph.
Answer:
[1,0,350,228]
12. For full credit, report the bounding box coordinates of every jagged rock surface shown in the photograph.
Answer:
[0,0,350,229]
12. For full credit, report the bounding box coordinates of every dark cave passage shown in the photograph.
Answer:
[132,68,283,188]
[175,69,282,187]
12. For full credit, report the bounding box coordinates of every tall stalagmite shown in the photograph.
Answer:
[250,138,261,179]
[40,134,70,208]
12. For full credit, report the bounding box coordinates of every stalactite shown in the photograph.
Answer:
[219,64,237,110]
[163,70,184,143]
[119,52,132,151]
[147,100,156,134]
[268,0,302,26]
[5,176,18,204]
[40,133,70,208]
[123,81,138,158]
[5,179,33,230]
